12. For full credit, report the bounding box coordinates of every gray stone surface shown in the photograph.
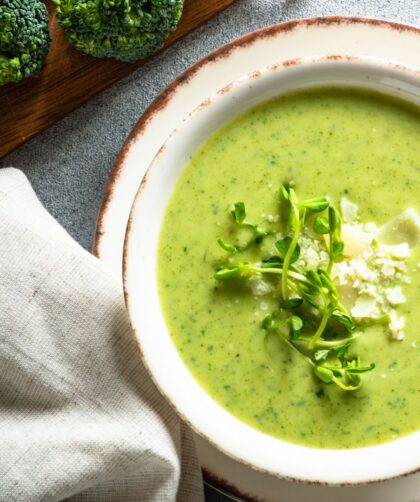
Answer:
[0,1,418,499]
[1,0,418,251]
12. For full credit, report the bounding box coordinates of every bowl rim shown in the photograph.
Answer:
[94,15,420,260]
[123,54,420,486]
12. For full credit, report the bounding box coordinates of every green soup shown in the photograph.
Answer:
[157,88,420,449]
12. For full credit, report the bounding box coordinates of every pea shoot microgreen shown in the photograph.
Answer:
[214,184,375,391]
[217,202,269,254]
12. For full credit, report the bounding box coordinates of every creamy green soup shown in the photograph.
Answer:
[158,88,420,449]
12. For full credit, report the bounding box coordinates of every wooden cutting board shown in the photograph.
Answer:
[0,0,236,158]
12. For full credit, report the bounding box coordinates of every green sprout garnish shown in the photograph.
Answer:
[214,185,375,391]
[279,186,329,300]
[217,202,269,254]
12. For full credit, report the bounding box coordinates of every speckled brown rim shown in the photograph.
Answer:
[93,15,420,256]
[95,16,420,500]
[203,468,261,501]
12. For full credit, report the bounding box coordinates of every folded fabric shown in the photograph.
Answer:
[0,168,203,502]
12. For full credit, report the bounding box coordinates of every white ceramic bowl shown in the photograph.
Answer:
[123,56,420,485]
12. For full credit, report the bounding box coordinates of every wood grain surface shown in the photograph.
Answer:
[0,0,236,158]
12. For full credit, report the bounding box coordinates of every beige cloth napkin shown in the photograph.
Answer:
[0,168,204,502]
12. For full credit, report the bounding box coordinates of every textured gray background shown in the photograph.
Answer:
[1,1,418,500]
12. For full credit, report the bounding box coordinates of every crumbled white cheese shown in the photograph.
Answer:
[387,243,410,259]
[248,276,274,296]
[333,261,353,286]
[272,200,416,343]
[358,283,377,297]
[380,260,398,277]
[341,197,359,223]
[260,301,269,311]
[305,247,321,269]
[350,258,376,281]
[377,208,420,246]
[298,234,329,270]
[386,286,406,306]
[351,296,380,319]
[341,224,375,257]
[313,202,417,341]
[364,222,378,234]
[331,208,413,339]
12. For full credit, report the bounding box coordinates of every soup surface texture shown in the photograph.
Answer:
[158,88,420,448]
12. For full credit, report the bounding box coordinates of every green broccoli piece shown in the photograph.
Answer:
[0,0,50,85]
[53,0,184,63]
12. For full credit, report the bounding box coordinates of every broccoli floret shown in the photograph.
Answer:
[53,0,184,63]
[0,0,50,85]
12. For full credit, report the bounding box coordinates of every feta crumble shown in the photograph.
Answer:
[388,310,405,341]
[341,197,359,223]
[296,200,418,342]
[386,286,406,306]
[248,276,274,296]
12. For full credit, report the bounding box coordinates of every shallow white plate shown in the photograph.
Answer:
[94,17,420,501]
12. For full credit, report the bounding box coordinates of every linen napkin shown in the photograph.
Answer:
[0,168,204,502]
